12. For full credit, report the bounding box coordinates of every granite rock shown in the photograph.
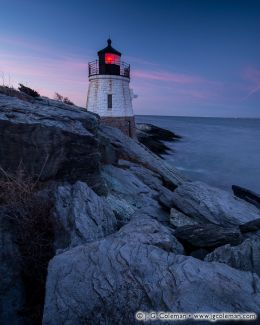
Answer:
[172,181,260,226]
[170,208,198,228]
[205,237,260,276]
[0,94,104,193]
[174,223,242,248]
[240,218,260,233]
[53,181,117,250]
[43,217,260,324]
[99,125,187,189]
[232,185,260,209]
[102,164,168,226]
[136,123,181,156]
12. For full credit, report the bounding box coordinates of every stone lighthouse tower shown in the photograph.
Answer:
[86,39,136,137]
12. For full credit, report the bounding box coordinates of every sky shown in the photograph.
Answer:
[0,0,260,117]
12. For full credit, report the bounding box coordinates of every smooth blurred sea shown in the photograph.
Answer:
[136,115,260,193]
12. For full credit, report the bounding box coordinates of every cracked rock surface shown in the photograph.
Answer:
[53,181,117,251]
[0,94,104,193]
[172,181,260,226]
[43,215,260,325]
[2,93,260,324]
[205,237,260,276]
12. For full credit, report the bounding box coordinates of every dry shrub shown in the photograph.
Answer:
[18,83,40,98]
[0,85,32,102]
[63,97,74,105]
[0,166,55,323]
[54,92,74,105]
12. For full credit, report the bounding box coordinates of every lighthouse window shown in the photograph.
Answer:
[107,94,112,109]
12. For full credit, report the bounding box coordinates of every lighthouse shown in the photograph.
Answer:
[86,39,136,138]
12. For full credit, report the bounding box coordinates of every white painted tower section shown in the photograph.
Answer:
[86,75,134,117]
[86,39,136,138]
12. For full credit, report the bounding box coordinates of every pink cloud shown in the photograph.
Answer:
[131,66,222,108]
[0,35,47,52]
[125,56,161,67]
[243,67,260,82]
[241,67,260,100]
[0,34,83,62]
[0,33,235,113]
[0,46,89,106]
[132,69,208,84]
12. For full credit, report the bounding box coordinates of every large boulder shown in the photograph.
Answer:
[112,215,184,254]
[53,181,117,250]
[205,238,260,276]
[172,181,260,226]
[232,185,260,209]
[136,123,181,157]
[117,159,168,192]
[240,218,260,233]
[43,216,260,324]
[117,160,176,213]
[170,208,198,228]
[0,94,104,193]
[102,164,169,226]
[174,223,242,249]
[99,125,187,189]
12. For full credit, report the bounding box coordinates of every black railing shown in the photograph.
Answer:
[88,60,130,78]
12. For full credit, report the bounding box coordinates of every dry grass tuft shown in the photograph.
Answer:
[0,165,55,323]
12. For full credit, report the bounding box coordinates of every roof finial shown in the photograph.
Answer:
[107,38,112,46]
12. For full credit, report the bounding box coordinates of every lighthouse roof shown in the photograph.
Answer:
[97,39,121,56]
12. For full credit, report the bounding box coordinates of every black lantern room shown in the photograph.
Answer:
[98,38,121,75]
[88,39,130,78]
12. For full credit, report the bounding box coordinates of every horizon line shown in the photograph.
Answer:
[135,114,260,119]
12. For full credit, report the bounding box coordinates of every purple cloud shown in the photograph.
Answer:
[132,69,209,84]
[2,34,258,116]
[242,67,260,100]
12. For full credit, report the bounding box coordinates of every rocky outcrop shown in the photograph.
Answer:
[205,238,260,276]
[2,93,260,324]
[174,223,242,249]
[117,159,168,192]
[136,123,181,156]
[232,185,260,209]
[0,209,27,325]
[240,218,260,233]
[112,215,184,254]
[0,94,104,193]
[43,216,260,324]
[99,125,187,189]
[117,160,177,211]
[172,181,260,226]
[53,182,117,251]
[170,207,198,227]
[102,162,170,226]
[0,85,32,102]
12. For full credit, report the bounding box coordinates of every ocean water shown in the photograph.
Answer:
[136,115,260,193]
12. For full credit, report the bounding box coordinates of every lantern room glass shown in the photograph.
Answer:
[105,53,120,65]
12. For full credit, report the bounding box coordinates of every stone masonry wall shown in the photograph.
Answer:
[101,116,136,138]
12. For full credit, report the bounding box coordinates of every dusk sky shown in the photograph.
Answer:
[1,0,260,117]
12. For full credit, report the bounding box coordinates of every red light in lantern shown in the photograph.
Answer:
[105,53,119,64]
